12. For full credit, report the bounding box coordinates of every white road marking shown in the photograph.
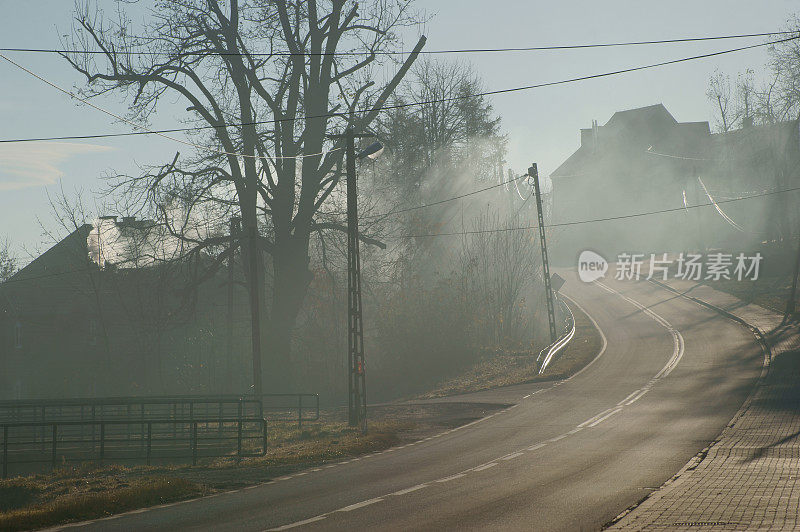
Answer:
[338,498,384,511]
[501,452,524,460]
[391,483,429,495]
[588,407,622,427]
[528,443,547,451]
[268,515,328,530]
[472,462,498,471]
[436,473,467,482]
[624,389,649,405]
[619,389,642,405]
[548,434,567,442]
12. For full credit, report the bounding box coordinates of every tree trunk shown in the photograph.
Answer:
[266,236,312,392]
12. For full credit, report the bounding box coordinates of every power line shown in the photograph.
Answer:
[388,184,800,239]
[0,36,796,145]
[0,52,342,161]
[0,31,793,57]
[4,184,798,287]
[363,174,528,219]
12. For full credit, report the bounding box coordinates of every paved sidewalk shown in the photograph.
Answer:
[609,280,800,531]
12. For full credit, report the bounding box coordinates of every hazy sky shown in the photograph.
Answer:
[1,1,798,261]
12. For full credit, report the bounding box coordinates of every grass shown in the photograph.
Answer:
[421,301,604,398]
[0,476,204,531]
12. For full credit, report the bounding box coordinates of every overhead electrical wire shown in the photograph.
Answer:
[0,52,343,161]
[0,31,793,57]
[363,174,528,219]
[387,184,800,239]
[0,35,796,146]
[4,184,799,286]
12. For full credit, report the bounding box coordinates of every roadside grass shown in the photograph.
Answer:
[0,476,204,532]
[421,300,603,398]
[0,419,410,530]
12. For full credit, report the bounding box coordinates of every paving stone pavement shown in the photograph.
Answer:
[608,280,800,531]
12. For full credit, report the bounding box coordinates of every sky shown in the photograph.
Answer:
[1,0,798,263]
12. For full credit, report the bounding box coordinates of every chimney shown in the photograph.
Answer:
[580,128,593,146]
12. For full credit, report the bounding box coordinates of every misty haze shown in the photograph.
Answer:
[2,2,800,531]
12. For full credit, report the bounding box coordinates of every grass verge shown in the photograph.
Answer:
[0,476,204,531]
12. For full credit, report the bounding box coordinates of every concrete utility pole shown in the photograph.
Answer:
[786,238,800,319]
[529,163,557,343]
[227,217,240,392]
[247,222,263,397]
[784,117,800,320]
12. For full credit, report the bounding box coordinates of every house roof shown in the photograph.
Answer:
[551,103,711,180]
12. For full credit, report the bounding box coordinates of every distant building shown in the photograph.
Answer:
[550,103,800,263]
[0,217,250,400]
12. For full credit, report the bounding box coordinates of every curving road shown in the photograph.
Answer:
[63,272,764,531]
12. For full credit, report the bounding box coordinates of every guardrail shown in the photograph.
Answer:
[537,297,576,374]
[1,417,268,479]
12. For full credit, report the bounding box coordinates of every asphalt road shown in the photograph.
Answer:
[63,272,764,531]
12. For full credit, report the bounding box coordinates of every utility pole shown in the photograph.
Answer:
[247,222,263,397]
[529,163,557,343]
[786,238,800,319]
[784,117,800,320]
[328,130,381,433]
[227,217,240,392]
[345,130,369,432]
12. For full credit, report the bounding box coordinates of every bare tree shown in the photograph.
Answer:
[62,0,426,391]
[707,70,736,133]
[0,238,16,283]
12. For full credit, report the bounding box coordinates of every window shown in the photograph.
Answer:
[14,321,22,349]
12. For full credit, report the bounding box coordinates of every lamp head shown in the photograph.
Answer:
[358,141,384,160]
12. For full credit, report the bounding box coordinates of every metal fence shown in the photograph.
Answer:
[1,417,268,479]
[0,393,319,478]
[0,393,319,428]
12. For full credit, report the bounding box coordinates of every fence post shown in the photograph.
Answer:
[191,421,198,466]
[51,424,58,471]
[298,395,302,429]
[146,422,152,466]
[3,425,8,479]
[237,418,243,464]
[100,422,105,463]
[91,406,96,452]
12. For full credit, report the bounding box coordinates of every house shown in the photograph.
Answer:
[549,104,800,263]
[0,216,251,400]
